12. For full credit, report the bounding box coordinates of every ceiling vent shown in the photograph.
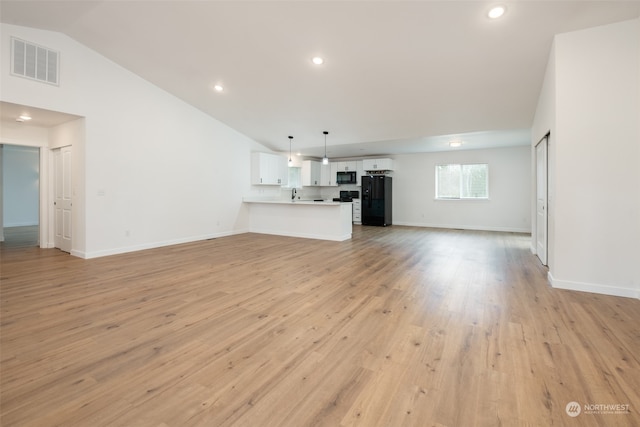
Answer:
[11,37,59,85]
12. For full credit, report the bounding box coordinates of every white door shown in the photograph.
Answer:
[535,136,548,265]
[54,146,72,253]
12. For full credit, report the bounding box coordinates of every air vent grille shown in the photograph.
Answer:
[11,37,59,85]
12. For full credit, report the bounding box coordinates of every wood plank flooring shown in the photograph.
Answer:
[1,226,38,249]
[1,226,639,426]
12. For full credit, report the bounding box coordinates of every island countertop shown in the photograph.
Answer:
[242,198,349,206]
[243,198,353,241]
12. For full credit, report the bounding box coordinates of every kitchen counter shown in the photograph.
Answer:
[243,198,352,241]
[244,199,344,206]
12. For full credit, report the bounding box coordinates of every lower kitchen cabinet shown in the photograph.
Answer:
[352,199,361,224]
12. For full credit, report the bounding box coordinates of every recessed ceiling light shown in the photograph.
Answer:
[213,84,224,92]
[488,6,506,19]
[312,57,324,65]
[449,140,463,148]
[18,114,32,121]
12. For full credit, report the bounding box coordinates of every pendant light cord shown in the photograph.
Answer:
[288,136,293,166]
[323,131,329,165]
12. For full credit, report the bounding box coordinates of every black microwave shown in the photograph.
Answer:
[337,171,357,184]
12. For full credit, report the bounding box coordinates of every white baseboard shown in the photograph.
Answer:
[392,221,531,234]
[78,229,249,259]
[548,271,639,299]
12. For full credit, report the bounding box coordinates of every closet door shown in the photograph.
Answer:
[54,146,72,253]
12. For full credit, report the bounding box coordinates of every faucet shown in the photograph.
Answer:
[291,188,297,201]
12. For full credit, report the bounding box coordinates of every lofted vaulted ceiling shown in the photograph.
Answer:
[1,1,639,157]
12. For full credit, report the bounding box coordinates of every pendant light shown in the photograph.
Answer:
[322,131,329,165]
[288,136,294,167]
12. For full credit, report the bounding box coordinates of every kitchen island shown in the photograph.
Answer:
[243,199,353,241]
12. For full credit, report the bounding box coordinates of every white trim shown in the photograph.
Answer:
[77,230,248,259]
[534,133,549,266]
[2,221,39,227]
[393,221,531,234]
[39,147,49,249]
[0,137,45,148]
[548,271,639,299]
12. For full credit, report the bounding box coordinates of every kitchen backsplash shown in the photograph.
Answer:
[277,183,361,201]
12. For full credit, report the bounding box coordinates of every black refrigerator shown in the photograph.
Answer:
[362,175,392,226]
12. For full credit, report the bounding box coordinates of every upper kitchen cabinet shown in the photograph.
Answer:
[301,160,322,186]
[251,152,287,186]
[362,158,393,172]
[336,161,357,172]
[321,162,338,187]
[356,160,364,186]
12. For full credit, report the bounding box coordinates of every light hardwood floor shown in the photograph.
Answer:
[1,226,38,249]
[1,226,638,426]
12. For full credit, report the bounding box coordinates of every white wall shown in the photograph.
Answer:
[533,18,640,298]
[2,145,39,226]
[1,23,264,258]
[0,120,50,147]
[392,146,531,233]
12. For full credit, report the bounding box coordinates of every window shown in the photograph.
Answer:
[287,167,301,188]
[436,163,488,199]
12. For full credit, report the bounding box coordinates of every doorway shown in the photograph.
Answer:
[535,133,549,266]
[0,144,40,248]
[0,102,81,254]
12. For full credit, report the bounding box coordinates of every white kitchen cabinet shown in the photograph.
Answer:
[362,158,393,172]
[352,199,361,224]
[251,152,287,185]
[336,161,358,172]
[321,162,338,186]
[302,160,322,186]
[356,160,364,186]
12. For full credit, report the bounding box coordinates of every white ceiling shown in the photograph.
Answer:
[1,1,639,158]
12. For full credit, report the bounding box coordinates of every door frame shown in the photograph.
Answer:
[534,132,550,266]
[39,146,50,247]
